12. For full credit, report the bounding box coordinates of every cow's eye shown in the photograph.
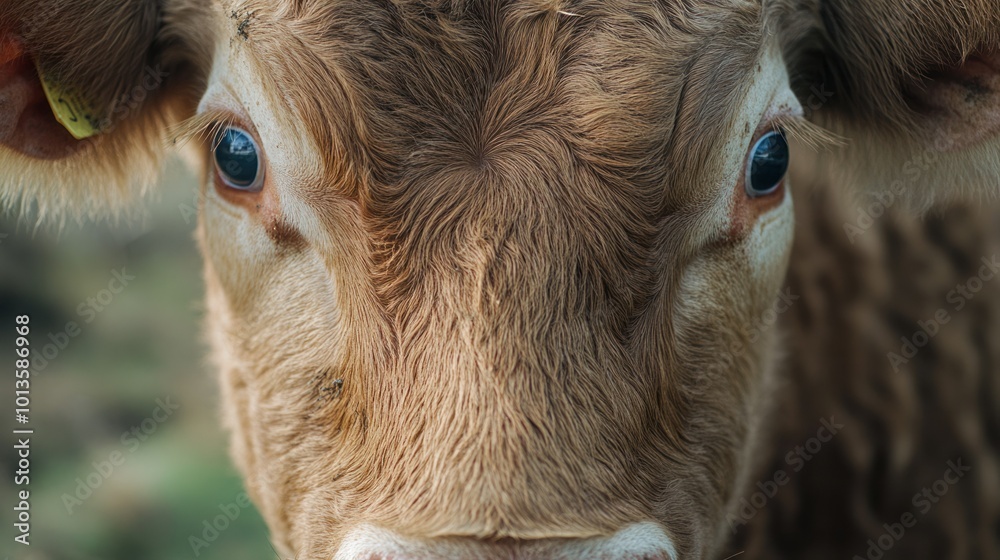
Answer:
[214,127,263,191]
[745,130,789,197]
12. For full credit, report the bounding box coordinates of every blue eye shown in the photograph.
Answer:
[745,130,789,197]
[214,127,263,191]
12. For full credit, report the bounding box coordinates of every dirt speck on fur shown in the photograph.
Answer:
[230,10,253,41]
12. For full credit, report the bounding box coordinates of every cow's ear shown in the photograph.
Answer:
[0,1,206,221]
[776,0,1000,206]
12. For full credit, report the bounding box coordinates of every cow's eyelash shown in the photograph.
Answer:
[170,109,241,147]
[769,113,843,151]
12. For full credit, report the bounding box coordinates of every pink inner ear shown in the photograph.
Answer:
[917,51,1000,152]
[0,33,84,160]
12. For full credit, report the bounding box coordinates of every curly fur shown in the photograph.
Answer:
[1,0,999,558]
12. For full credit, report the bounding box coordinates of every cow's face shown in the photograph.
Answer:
[3,0,999,558]
[189,1,799,557]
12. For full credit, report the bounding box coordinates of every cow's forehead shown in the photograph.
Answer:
[197,0,779,370]
[212,0,766,188]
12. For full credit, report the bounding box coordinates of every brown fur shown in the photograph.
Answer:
[1,1,999,558]
[0,0,207,220]
[773,0,1000,131]
[203,2,771,556]
[723,179,1000,560]
[0,0,159,116]
[773,0,1000,209]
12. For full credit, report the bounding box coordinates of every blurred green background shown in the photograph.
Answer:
[1,159,277,560]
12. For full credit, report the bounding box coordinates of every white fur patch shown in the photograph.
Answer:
[334,522,677,559]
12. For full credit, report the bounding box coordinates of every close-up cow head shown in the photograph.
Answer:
[2,1,999,558]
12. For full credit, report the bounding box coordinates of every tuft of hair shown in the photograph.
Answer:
[0,0,212,223]
[0,0,160,122]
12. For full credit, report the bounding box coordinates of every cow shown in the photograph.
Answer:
[2,0,999,558]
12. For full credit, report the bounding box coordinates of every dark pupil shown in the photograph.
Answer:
[750,133,789,193]
[215,129,259,187]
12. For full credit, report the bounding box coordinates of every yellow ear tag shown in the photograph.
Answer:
[36,66,102,140]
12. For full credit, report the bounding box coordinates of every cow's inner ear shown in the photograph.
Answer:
[789,45,1000,152]
[908,51,1000,152]
[0,33,84,160]
[776,0,1000,147]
